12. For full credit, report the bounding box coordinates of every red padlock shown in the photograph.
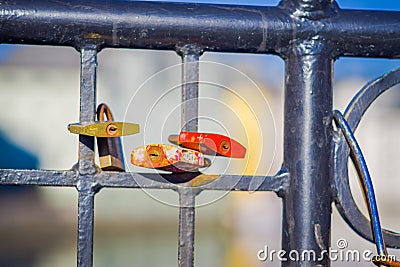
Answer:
[168,132,246,158]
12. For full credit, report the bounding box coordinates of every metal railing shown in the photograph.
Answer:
[0,0,400,266]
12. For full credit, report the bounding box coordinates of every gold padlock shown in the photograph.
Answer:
[68,121,139,137]
[96,103,125,171]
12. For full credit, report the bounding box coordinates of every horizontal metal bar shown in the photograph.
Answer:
[0,169,78,186]
[1,1,400,58]
[97,172,289,192]
[330,10,400,58]
[0,169,288,192]
[0,0,283,54]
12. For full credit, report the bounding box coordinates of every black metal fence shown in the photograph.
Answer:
[0,0,399,266]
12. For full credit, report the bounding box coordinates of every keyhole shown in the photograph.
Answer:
[220,140,230,153]
[106,123,118,136]
[146,146,163,164]
[149,152,159,160]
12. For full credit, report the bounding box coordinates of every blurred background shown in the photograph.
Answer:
[0,0,400,266]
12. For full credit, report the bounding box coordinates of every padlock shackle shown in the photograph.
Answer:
[96,103,124,172]
[97,103,114,122]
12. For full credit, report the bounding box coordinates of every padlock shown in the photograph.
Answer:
[68,121,139,137]
[68,103,140,171]
[168,131,246,158]
[131,144,211,172]
[96,103,126,171]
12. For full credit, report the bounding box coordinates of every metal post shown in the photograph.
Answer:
[177,45,201,267]
[77,184,96,267]
[78,47,97,174]
[279,0,337,19]
[77,46,98,267]
[180,45,201,132]
[281,40,333,266]
[178,188,196,267]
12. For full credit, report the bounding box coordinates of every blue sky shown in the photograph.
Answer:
[144,0,400,10]
[0,0,399,80]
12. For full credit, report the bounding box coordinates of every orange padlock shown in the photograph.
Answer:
[131,144,210,172]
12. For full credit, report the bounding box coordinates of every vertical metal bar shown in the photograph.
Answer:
[77,185,96,267]
[178,188,196,267]
[281,41,333,267]
[78,46,97,174]
[181,45,200,132]
[279,0,337,19]
[77,46,98,267]
[177,45,202,267]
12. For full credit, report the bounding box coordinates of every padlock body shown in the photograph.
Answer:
[131,144,209,172]
[97,137,125,171]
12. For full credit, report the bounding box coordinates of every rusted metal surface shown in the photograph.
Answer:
[131,144,210,173]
